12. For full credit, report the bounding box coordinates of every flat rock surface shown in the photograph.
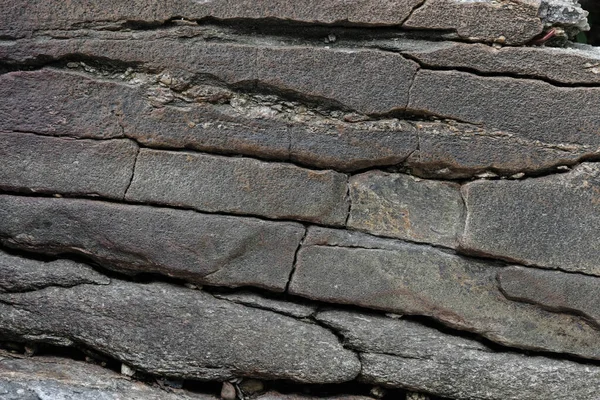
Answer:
[348,171,463,247]
[289,228,600,359]
[408,70,600,147]
[403,0,543,45]
[0,261,360,382]
[125,149,349,225]
[498,266,600,328]
[461,163,600,275]
[317,311,600,400]
[0,196,304,291]
[0,132,137,199]
[0,352,212,400]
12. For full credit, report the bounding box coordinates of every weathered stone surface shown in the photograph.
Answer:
[539,0,589,31]
[214,291,317,319]
[403,0,543,45]
[498,266,600,327]
[408,70,600,147]
[0,132,137,199]
[0,70,127,139]
[0,272,360,382]
[289,228,600,359]
[288,120,418,171]
[317,310,600,400]
[126,149,349,225]
[0,0,423,38]
[393,40,600,85]
[348,171,463,247]
[0,196,304,291]
[0,352,212,400]
[256,46,417,114]
[1,40,418,115]
[0,250,109,293]
[461,163,600,276]
[405,121,591,179]
[0,69,418,172]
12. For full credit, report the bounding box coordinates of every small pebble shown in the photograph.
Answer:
[406,392,430,400]
[370,386,387,398]
[221,381,237,400]
[120,363,136,377]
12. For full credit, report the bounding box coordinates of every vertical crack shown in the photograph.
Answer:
[285,227,308,293]
[123,145,141,200]
[344,174,352,227]
[401,0,428,25]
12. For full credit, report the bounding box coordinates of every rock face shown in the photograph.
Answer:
[0,196,304,291]
[289,227,600,360]
[317,310,600,400]
[125,149,350,225]
[461,163,600,276]
[2,0,600,398]
[0,252,360,383]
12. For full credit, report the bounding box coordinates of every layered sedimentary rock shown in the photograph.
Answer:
[1,0,599,398]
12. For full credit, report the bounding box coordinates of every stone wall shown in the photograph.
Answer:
[1,1,600,399]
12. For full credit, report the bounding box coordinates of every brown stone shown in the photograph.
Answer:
[125,149,349,225]
[348,171,463,247]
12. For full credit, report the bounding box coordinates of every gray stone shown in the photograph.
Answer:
[0,132,137,199]
[289,228,600,360]
[0,69,418,172]
[405,121,592,179]
[0,70,127,139]
[0,278,361,382]
[1,40,418,115]
[348,171,463,248]
[317,310,600,400]
[125,149,349,225]
[403,0,543,45]
[288,119,418,172]
[257,393,373,400]
[0,351,212,400]
[408,70,600,147]
[539,0,589,31]
[0,250,109,293]
[0,195,305,291]
[256,46,417,114]
[213,291,317,319]
[461,163,600,276]
[0,0,424,38]
[498,266,600,328]
[392,39,600,85]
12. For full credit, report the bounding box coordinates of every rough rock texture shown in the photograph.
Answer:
[348,171,463,247]
[125,149,349,225]
[317,310,600,400]
[0,351,212,400]
[403,0,543,45]
[408,70,600,147]
[3,0,600,398]
[0,132,137,199]
[289,228,600,359]
[0,196,304,291]
[0,251,109,293]
[498,266,600,328]
[0,255,359,383]
[461,163,600,275]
